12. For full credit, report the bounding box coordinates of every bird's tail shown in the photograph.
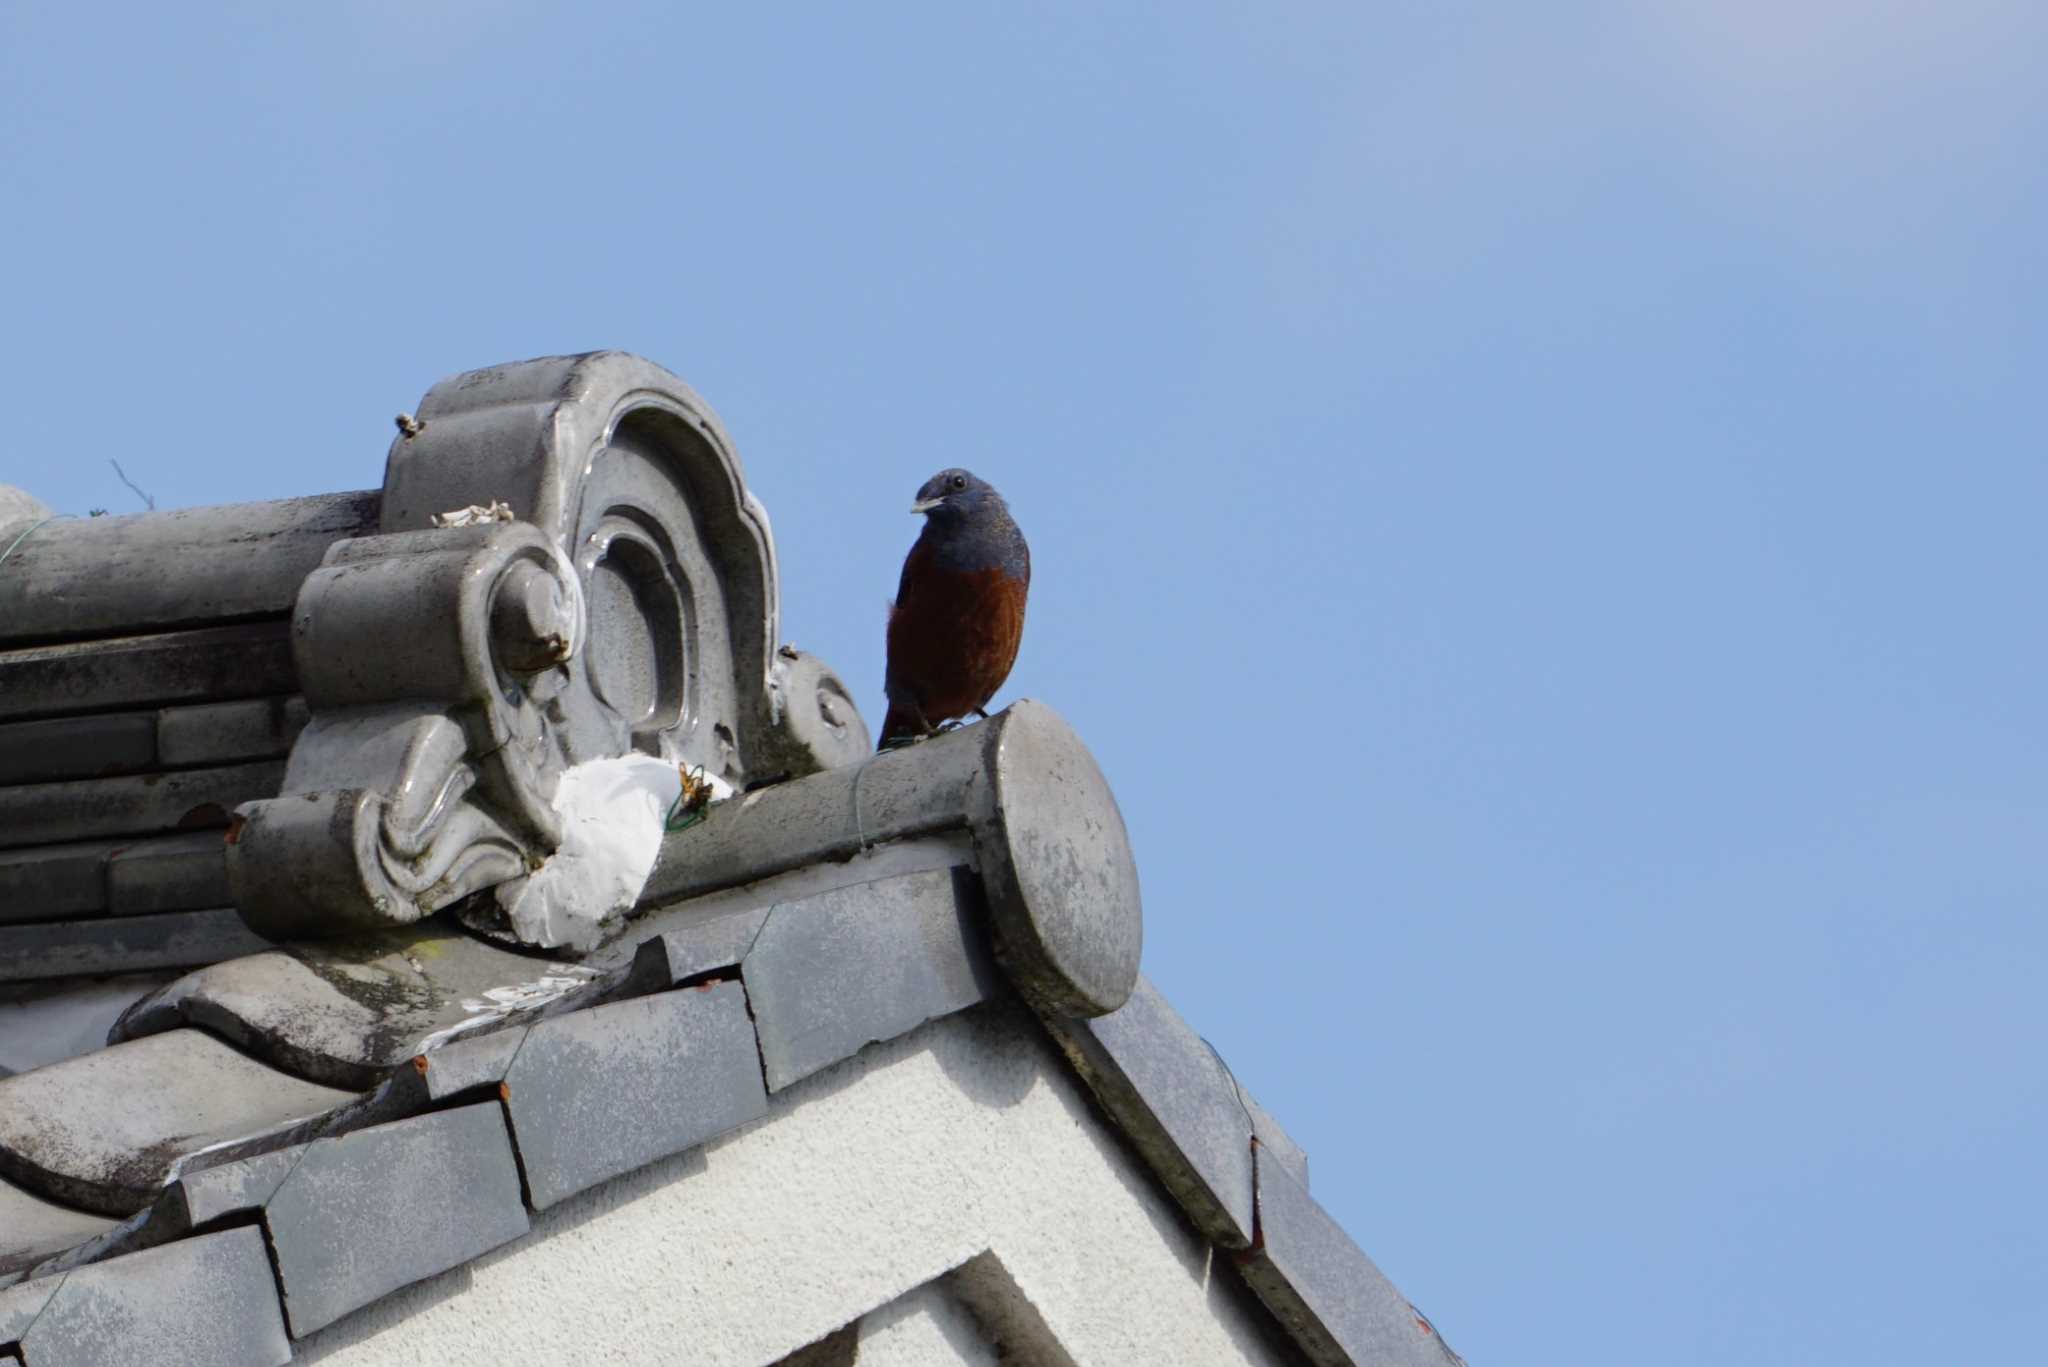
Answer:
[876,704,920,752]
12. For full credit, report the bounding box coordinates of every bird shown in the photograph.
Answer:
[879,468,1031,751]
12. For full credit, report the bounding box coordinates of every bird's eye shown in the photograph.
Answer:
[950,474,967,490]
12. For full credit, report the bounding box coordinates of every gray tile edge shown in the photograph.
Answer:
[1029,977,1458,1367]
[1036,988,1255,1249]
[1236,1147,1464,1367]
[1238,1082,1310,1191]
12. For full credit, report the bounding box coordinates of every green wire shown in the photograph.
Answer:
[664,766,713,832]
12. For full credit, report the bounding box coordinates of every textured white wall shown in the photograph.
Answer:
[297,1000,1295,1367]
[856,1281,998,1366]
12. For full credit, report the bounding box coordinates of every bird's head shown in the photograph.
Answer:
[909,468,1004,525]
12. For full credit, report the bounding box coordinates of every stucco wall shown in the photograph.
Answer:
[856,1280,999,1366]
[296,999,1299,1366]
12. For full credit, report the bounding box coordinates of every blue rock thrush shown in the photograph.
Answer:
[879,468,1031,750]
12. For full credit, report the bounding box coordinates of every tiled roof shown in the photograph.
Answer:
[0,353,1460,1366]
[1,827,1454,1361]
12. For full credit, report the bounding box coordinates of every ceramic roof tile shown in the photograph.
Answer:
[13,1226,290,1367]
[0,909,272,984]
[502,980,768,1209]
[0,1028,353,1214]
[0,1178,114,1280]
[742,865,998,1091]
[1042,974,1257,1248]
[1239,1152,1462,1367]
[262,1102,528,1337]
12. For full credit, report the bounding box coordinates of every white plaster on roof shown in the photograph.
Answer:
[857,1280,999,1366]
[499,753,731,952]
[412,968,600,1052]
[296,1001,1294,1367]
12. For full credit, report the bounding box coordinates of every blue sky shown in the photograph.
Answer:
[4,4,2043,1361]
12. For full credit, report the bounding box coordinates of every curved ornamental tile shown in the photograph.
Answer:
[228,352,869,947]
[112,928,603,1090]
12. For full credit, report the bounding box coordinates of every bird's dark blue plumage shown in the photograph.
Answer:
[879,468,1030,750]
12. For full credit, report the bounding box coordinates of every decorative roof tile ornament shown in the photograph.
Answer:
[226,353,868,943]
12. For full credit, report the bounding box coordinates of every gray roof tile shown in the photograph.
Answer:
[621,903,770,991]
[0,490,377,647]
[103,831,233,917]
[153,695,308,769]
[0,1028,354,1214]
[0,697,305,788]
[0,621,298,725]
[1238,1152,1461,1367]
[0,973,175,1078]
[0,761,281,850]
[112,932,603,1089]
[14,1226,290,1367]
[0,1179,113,1280]
[970,700,1144,1018]
[0,712,156,786]
[0,830,231,925]
[0,910,272,984]
[20,1145,309,1285]
[743,865,998,1091]
[176,1144,305,1226]
[0,841,113,924]
[0,1273,61,1344]
[503,981,768,1209]
[1238,1083,1310,1192]
[1041,974,1257,1248]
[408,1024,528,1102]
[264,1101,528,1337]
[642,719,989,909]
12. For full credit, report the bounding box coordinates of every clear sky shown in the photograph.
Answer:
[4,4,2043,1361]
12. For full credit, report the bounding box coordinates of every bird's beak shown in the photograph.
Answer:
[909,497,944,515]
